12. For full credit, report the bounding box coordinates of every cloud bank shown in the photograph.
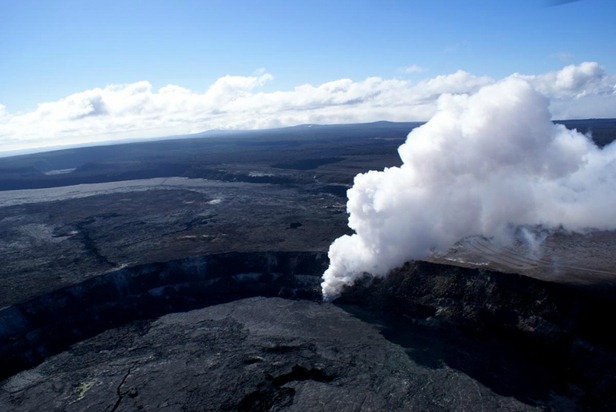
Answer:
[0,62,614,155]
[321,76,616,300]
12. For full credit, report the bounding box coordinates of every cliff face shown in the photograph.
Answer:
[1,254,616,410]
[335,260,616,410]
[0,251,327,381]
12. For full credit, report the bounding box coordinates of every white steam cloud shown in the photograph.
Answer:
[321,77,616,300]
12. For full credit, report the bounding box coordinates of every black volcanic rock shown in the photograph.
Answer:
[2,253,616,410]
[0,297,542,412]
[0,181,349,307]
[0,252,327,381]
[4,254,616,410]
[334,261,616,410]
[1,120,616,411]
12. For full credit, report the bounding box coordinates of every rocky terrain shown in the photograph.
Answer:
[0,251,327,380]
[1,297,547,411]
[0,122,414,307]
[0,179,347,307]
[1,249,615,410]
[1,121,616,411]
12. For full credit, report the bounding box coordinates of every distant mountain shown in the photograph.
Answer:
[0,120,613,191]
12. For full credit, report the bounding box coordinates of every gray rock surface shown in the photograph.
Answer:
[2,122,615,411]
[0,180,348,308]
[0,251,327,380]
[337,261,616,411]
[1,297,540,411]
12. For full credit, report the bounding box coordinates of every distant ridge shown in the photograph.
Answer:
[3,119,615,159]
[0,119,613,192]
[0,121,420,191]
[0,121,424,160]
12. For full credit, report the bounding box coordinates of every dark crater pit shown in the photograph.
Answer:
[0,251,327,381]
[2,252,616,411]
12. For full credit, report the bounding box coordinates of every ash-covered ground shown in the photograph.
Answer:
[431,229,616,285]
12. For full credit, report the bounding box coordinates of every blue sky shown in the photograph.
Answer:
[1,0,615,154]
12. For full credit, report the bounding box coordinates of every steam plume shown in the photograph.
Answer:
[322,77,616,300]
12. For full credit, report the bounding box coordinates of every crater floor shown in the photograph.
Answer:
[0,178,348,307]
[0,297,545,412]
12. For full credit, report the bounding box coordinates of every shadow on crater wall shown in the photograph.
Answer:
[0,251,327,381]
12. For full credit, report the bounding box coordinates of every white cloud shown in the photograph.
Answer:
[550,51,574,62]
[403,64,426,73]
[512,62,611,98]
[204,73,274,107]
[0,63,614,155]
[413,70,493,100]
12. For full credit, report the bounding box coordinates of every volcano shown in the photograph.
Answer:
[1,121,615,410]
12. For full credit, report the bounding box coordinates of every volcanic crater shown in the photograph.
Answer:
[1,121,616,411]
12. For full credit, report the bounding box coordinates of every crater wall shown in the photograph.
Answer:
[0,251,327,380]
